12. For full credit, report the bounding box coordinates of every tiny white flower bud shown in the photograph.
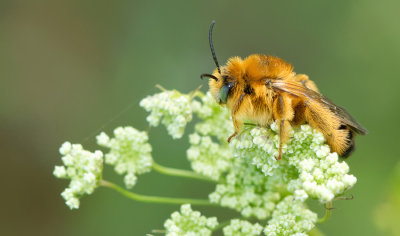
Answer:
[124,173,137,189]
[96,132,110,146]
[66,197,80,209]
[53,166,67,178]
[59,142,72,155]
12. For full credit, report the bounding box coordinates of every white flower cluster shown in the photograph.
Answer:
[230,124,357,203]
[140,90,192,139]
[209,158,281,220]
[97,127,152,189]
[186,92,235,180]
[223,219,263,236]
[187,132,233,180]
[287,126,357,202]
[52,87,358,235]
[164,204,218,236]
[230,127,280,176]
[264,196,317,236]
[53,142,103,209]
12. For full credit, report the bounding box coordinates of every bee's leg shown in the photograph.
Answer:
[227,132,238,143]
[273,94,294,160]
[227,117,241,143]
[277,120,284,160]
[277,120,291,160]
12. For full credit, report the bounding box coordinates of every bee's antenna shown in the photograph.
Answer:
[209,21,221,74]
[200,73,219,81]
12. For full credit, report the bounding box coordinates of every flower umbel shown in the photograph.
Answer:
[97,126,152,189]
[164,204,218,236]
[187,132,233,180]
[53,142,103,209]
[140,90,192,139]
[264,196,317,236]
[209,157,281,220]
[231,124,357,203]
[223,219,263,236]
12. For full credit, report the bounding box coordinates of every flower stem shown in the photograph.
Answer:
[213,219,231,232]
[317,202,332,223]
[155,84,167,91]
[100,180,213,206]
[189,85,203,99]
[308,227,325,236]
[152,161,217,183]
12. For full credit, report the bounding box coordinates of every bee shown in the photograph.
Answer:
[201,21,367,160]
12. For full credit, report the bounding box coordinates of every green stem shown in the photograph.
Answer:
[100,180,213,206]
[317,202,332,224]
[189,85,203,99]
[152,161,217,183]
[213,219,231,232]
[155,84,167,91]
[308,227,325,236]
[151,229,166,234]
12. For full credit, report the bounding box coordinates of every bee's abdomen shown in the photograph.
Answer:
[328,125,356,158]
[302,102,357,158]
[339,128,355,158]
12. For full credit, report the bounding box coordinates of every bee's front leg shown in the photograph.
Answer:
[227,116,242,143]
[227,132,238,143]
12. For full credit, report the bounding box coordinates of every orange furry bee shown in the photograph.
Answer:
[201,21,367,160]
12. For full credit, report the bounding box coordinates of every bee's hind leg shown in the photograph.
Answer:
[276,120,291,160]
[273,93,294,160]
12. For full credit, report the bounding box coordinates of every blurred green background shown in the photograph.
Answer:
[1,0,399,235]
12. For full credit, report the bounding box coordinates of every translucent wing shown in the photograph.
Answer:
[271,80,367,135]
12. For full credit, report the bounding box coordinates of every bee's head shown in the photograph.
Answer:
[200,21,236,105]
[201,22,294,105]
[202,70,235,105]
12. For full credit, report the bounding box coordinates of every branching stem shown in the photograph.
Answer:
[308,227,325,236]
[212,219,231,232]
[152,161,217,183]
[100,180,213,206]
[317,202,332,223]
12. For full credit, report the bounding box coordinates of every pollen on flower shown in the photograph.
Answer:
[54,141,103,210]
[164,204,218,236]
[96,127,152,189]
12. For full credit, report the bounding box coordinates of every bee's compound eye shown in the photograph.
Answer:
[219,82,234,104]
[265,79,272,87]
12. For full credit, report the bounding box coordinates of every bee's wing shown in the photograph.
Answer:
[271,80,368,135]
